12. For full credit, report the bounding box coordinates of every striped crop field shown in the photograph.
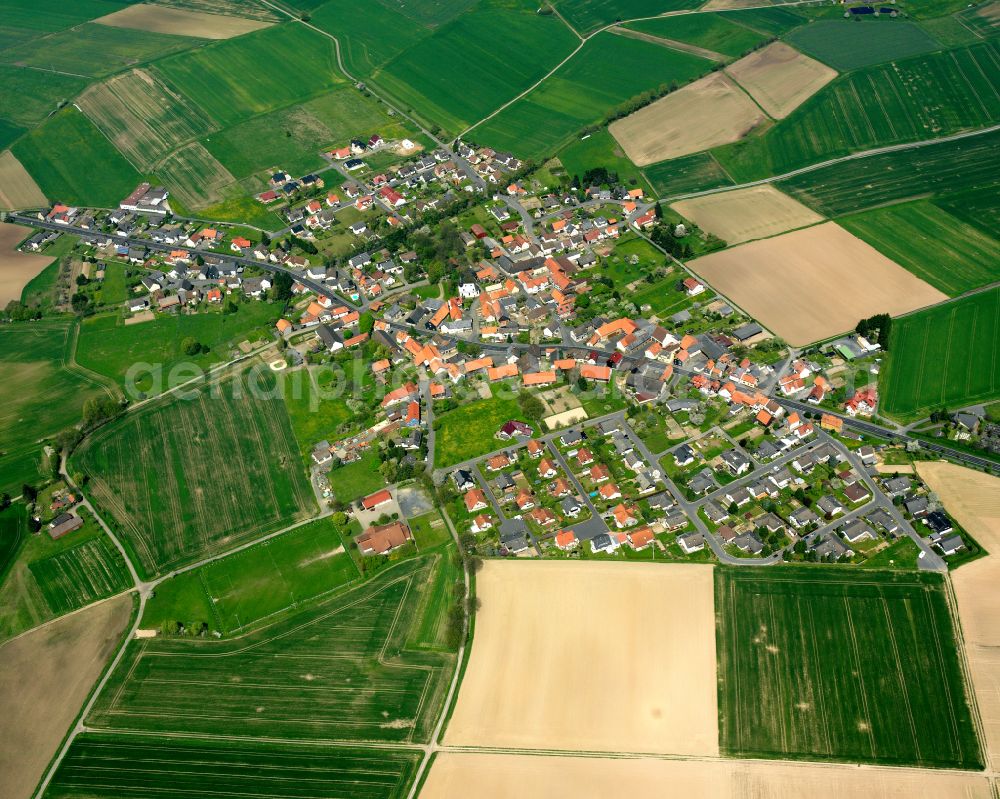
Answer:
[714,41,1000,182]
[879,286,1000,420]
[716,567,982,767]
[46,734,421,799]
[88,555,458,743]
[73,367,315,579]
[27,535,131,615]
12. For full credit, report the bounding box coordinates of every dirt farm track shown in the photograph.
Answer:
[0,594,132,799]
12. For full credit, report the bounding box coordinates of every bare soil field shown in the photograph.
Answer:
[444,560,718,755]
[917,461,1000,767]
[422,752,993,798]
[0,594,132,799]
[725,42,837,119]
[95,3,272,38]
[609,72,767,165]
[670,185,823,245]
[0,151,46,211]
[0,223,56,307]
[686,222,947,346]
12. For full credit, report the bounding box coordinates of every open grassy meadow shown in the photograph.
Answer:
[73,368,316,578]
[154,141,239,209]
[475,31,712,160]
[0,503,25,582]
[626,13,767,58]
[0,319,111,495]
[0,66,89,130]
[840,200,1000,296]
[143,515,360,634]
[12,107,142,207]
[153,24,343,128]
[329,448,386,503]
[879,287,1000,420]
[787,18,941,70]
[89,555,459,742]
[643,151,735,197]
[46,734,422,799]
[780,126,1000,217]
[937,188,1000,241]
[76,303,282,397]
[435,394,532,467]
[716,567,982,768]
[714,42,1000,182]
[555,0,702,34]
[0,22,201,78]
[557,129,654,195]
[373,0,577,135]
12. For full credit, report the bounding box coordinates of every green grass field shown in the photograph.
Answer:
[716,567,982,767]
[153,25,344,128]
[76,303,282,397]
[626,13,767,58]
[47,734,422,799]
[330,448,386,503]
[718,6,806,37]
[936,187,1000,241]
[555,0,701,34]
[278,366,363,460]
[787,19,942,70]
[12,106,143,207]
[714,41,1000,183]
[475,31,712,160]
[0,22,201,78]
[373,0,577,135]
[0,65,89,130]
[557,129,654,194]
[0,0,124,31]
[435,394,532,467]
[310,0,431,78]
[304,86,412,145]
[73,367,316,578]
[779,126,1000,217]
[879,287,1000,420]
[144,515,359,633]
[839,200,1000,296]
[89,555,459,743]
[28,535,131,615]
[0,319,111,495]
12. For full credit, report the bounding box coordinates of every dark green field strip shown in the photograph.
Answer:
[716,568,982,768]
[555,0,702,35]
[0,0,125,32]
[28,535,131,615]
[718,7,807,37]
[0,503,26,583]
[839,200,1000,296]
[714,41,1000,183]
[787,19,942,70]
[644,151,735,197]
[625,13,768,58]
[74,367,315,579]
[779,127,1000,217]
[879,286,1000,420]
[46,735,420,799]
[936,188,1000,240]
[90,557,457,744]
